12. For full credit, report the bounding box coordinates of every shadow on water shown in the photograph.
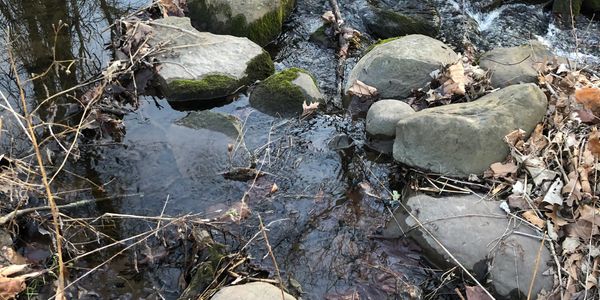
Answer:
[2,0,600,299]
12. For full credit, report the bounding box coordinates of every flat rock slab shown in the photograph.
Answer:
[384,194,553,298]
[210,282,296,300]
[148,17,273,101]
[345,35,458,99]
[480,41,552,88]
[393,83,547,177]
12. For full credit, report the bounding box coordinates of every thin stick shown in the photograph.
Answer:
[9,40,65,300]
[258,214,286,300]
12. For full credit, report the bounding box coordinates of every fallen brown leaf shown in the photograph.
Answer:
[575,87,600,117]
[302,101,320,117]
[489,162,518,178]
[588,127,600,157]
[523,210,545,229]
[348,80,378,98]
[465,285,493,300]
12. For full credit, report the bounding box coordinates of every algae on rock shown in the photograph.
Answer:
[187,0,295,46]
[148,17,274,102]
[250,68,324,116]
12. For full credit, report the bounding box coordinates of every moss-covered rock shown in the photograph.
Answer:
[250,68,325,117]
[187,0,295,46]
[363,37,401,55]
[148,17,274,102]
[553,0,583,18]
[362,0,439,39]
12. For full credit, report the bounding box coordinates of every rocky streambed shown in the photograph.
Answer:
[2,0,600,299]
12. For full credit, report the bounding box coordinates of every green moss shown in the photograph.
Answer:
[179,243,226,298]
[244,51,275,83]
[188,0,296,46]
[364,37,401,55]
[167,75,239,101]
[249,67,314,116]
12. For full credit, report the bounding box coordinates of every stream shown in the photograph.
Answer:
[1,0,599,299]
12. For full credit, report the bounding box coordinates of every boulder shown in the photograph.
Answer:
[148,17,274,102]
[479,42,552,88]
[210,282,296,300]
[362,0,440,39]
[250,68,325,116]
[187,0,295,46]
[345,35,458,99]
[384,194,553,298]
[366,100,415,138]
[393,84,547,177]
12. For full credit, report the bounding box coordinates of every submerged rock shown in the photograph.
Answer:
[345,35,458,99]
[187,0,295,46]
[393,84,547,177]
[480,41,553,88]
[362,0,440,39]
[210,282,296,300]
[250,68,325,116]
[148,17,274,102]
[176,110,242,138]
[384,194,553,298]
[366,99,415,138]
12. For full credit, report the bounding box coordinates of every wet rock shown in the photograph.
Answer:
[210,282,296,300]
[148,17,274,102]
[187,0,295,46]
[176,110,242,138]
[362,0,440,39]
[384,193,553,298]
[480,41,552,88]
[345,35,458,99]
[393,84,547,177]
[366,99,415,138]
[250,68,325,116]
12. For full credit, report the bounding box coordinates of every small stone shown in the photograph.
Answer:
[366,100,415,138]
[210,282,296,300]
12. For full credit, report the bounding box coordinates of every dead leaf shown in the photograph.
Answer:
[575,87,600,117]
[562,237,581,255]
[542,179,563,206]
[489,162,518,178]
[158,0,186,17]
[525,124,548,155]
[562,171,582,206]
[322,11,335,23]
[545,209,569,227]
[302,101,320,117]
[588,127,600,157]
[347,80,378,98]
[465,285,493,300]
[443,62,468,95]
[270,183,279,194]
[1,247,27,265]
[579,205,600,225]
[523,210,545,229]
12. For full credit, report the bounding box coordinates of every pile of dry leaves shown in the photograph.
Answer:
[484,63,600,298]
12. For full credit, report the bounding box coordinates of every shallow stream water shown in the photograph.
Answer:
[1,0,599,299]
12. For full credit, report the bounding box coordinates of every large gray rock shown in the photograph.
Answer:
[362,0,440,39]
[345,35,458,99]
[187,0,295,46]
[148,17,274,101]
[210,282,296,300]
[366,100,415,137]
[384,194,553,298]
[480,42,552,88]
[393,84,547,177]
[250,68,325,116]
